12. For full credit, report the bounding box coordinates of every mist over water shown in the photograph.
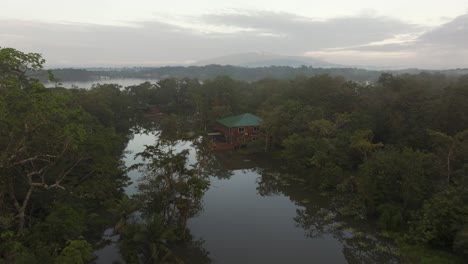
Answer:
[45,78,159,89]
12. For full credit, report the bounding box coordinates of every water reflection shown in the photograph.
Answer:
[189,167,347,264]
[255,171,401,264]
[122,134,213,262]
[100,129,400,263]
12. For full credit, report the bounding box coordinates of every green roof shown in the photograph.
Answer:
[217,113,262,127]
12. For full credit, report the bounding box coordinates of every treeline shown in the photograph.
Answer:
[0,48,144,263]
[35,65,468,84]
[35,65,378,83]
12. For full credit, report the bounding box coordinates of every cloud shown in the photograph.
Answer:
[0,19,209,66]
[417,13,468,48]
[198,11,421,49]
[0,11,465,68]
[306,12,468,68]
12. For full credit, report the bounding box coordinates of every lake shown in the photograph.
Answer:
[95,131,399,264]
[45,78,159,89]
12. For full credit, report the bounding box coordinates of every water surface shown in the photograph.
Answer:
[96,132,399,263]
[189,169,347,264]
[45,78,158,89]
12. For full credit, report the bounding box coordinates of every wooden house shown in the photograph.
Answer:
[215,113,262,147]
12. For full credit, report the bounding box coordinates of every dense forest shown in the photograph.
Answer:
[1,48,468,263]
[99,62,468,263]
[0,48,143,263]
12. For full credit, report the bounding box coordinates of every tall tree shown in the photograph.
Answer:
[0,48,93,232]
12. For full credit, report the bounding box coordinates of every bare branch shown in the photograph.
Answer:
[29,182,65,190]
[12,156,51,166]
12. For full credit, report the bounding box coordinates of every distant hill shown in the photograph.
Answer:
[193,52,340,68]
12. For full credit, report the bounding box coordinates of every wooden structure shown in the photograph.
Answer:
[212,113,262,149]
[137,104,162,117]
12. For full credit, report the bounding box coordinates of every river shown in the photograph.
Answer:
[95,131,399,264]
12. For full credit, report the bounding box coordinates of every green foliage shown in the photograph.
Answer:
[409,188,468,249]
[42,204,87,243]
[317,163,345,190]
[133,141,210,225]
[55,240,94,264]
[349,129,383,161]
[0,47,45,89]
[260,100,324,148]
[3,47,468,262]
[1,48,134,263]
[427,129,468,183]
[107,195,138,233]
[282,134,315,169]
[0,231,34,263]
[377,203,404,231]
[123,139,211,262]
[453,224,468,257]
[399,243,465,264]
[358,148,434,216]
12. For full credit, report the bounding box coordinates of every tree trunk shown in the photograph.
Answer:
[13,185,34,233]
[447,143,455,184]
[17,210,25,232]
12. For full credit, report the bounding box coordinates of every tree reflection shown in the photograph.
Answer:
[294,207,340,239]
[256,171,401,264]
[118,133,227,263]
[255,170,282,196]
[172,235,211,264]
[191,136,233,181]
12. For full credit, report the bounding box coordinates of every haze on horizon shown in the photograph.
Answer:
[1,0,468,69]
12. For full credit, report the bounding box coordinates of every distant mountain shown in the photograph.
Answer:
[193,52,340,68]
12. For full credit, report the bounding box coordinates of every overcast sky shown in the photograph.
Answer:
[1,0,468,68]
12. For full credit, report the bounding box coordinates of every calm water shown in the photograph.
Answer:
[95,132,399,264]
[45,78,158,89]
[188,170,347,264]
